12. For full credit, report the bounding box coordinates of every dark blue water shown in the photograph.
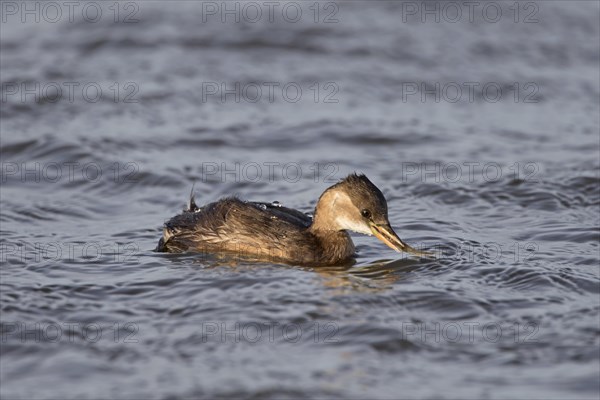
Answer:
[1,1,599,399]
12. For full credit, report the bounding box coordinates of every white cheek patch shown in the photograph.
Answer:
[335,215,372,235]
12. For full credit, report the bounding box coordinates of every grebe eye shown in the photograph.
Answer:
[361,209,371,219]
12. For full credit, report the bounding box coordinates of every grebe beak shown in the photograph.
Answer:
[370,223,432,257]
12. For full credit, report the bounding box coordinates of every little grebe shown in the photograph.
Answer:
[156,174,430,264]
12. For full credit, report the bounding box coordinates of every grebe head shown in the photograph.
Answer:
[312,174,428,256]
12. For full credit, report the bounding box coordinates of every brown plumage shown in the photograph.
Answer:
[156,174,429,265]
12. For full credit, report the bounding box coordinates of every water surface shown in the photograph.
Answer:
[1,1,599,399]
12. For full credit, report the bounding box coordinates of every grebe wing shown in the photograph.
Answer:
[249,202,313,229]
